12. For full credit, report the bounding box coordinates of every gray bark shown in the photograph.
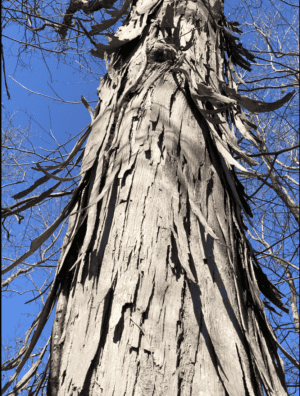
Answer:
[47,0,290,394]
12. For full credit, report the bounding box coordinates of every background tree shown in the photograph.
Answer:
[1,0,299,394]
[2,110,69,288]
[225,0,299,391]
[1,109,77,395]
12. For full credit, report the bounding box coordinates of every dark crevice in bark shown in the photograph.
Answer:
[198,223,208,265]
[206,177,213,215]
[157,125,164,157]
[105,120,118,153]
[183,78,214,162]
[205,26,211,85]
[171,71,185,95]
[256,319,272,380]
[183,190,191,236]
[173,220,178,235]
[204,235,245,342]
[227,197,236,265]
[176,279,186,378]
[87,170,107,261]
[273,353,287,389]
[188,253,198,284]
[188,283,203,331]
[250,352,264,396]
[143,279,155,322]
[114,302,133,343]
[197,166,202,182]
[145,149,151,159]
[236,344,251,396]
[95,175,118,272]
[80,254,91,286]
[116,36,142,68]
[129,346,139,355]
[170,230,182,280]
[81,354,99,395]
[125,250,133,272]
[121,157,137,217]
[233,172,253,217]
[177,375,183,396]
[169,86,179,118]
[121,165,134,189]
[177,180,182,212]
[258,311,277,356]
[87,164,114,276]
[100,286,115,349]
[188,281,227,385]
[176,321,184,359]
[256,311,284,385]
[98,156,110,197]
[131,360,140,396]
[133,273,141,306]
[81,286,115,395]
[64,216,87,278]
[151,115,159,131]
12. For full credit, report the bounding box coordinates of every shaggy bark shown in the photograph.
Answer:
[46,0,291,394]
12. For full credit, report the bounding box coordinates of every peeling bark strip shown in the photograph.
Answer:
[46,0,291,395]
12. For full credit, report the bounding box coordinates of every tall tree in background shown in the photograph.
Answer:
[1,0,298,394]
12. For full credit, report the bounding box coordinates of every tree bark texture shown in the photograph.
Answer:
[47,0,290,395]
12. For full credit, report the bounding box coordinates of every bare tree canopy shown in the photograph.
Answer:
[1,0,299,394]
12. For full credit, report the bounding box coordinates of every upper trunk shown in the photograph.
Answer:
[47,0,289,395]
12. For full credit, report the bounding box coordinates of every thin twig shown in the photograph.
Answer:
[254,230,299,254]
[9,76,97,104]
[246,144,299,158]
[248,154,278,199]
[1,43,11,99]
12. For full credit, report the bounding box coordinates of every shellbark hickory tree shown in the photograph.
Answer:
[6,0,295,395]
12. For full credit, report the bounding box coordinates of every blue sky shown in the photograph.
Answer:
[1,18,106,387]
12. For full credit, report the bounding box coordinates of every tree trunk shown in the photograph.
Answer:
[47,0,289,394]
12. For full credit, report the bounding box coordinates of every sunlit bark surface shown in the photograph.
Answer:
[47,0,289,394]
